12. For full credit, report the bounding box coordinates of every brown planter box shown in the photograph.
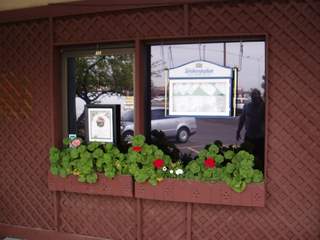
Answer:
[135,179,265,207]
[48,172,133,197]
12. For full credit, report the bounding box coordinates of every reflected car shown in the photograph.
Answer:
[121,108,197,143]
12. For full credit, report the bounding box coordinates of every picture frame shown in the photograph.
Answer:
[85,104,120,144]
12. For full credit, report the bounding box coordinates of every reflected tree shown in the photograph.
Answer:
[75,54,134,104]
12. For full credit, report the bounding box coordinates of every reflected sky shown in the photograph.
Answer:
[151,41,265,92]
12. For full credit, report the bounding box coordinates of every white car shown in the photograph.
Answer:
[121,108,197,143]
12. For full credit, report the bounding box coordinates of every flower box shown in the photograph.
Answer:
[48,173,133,197]
[135,179,265,207]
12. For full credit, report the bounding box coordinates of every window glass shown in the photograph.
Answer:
[151,109,165,120]
[150,41,265,171]
[66,48,134,142]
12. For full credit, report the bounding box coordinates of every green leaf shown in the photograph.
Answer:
[132,135,145,146]
[224,150,235,160]
[59,168,68,178]
[229,179,247,193]
[49,147,60,163]
[225,163,235,174]
[148,176,158,186]
[104,166,116,179]
[70,148,79,159]
[188,161,201,174]
[252,170,264,183]
[212,168,221,181]
[78,175,86,183]
[93,148,103,159]
[208,144,219,154]
[50,165,59,175]
[104,143,113,152]
[78,145,87,153]
[103,153,112,163]
[87,142,100,152]
[215,154,224,164]
[86,173,98,183]
[63,138,71,146]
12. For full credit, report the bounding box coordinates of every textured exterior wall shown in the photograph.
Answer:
[0,0,319,239]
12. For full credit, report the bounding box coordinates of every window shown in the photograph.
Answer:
[151,109,165,120]
[62,46,135,142]
[148,41,266,172]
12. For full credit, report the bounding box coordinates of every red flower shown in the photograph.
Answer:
[153,159,165,169]
[132,146,142,152]
[204,157,216,168]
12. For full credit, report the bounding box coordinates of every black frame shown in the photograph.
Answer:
[85,104,120,144]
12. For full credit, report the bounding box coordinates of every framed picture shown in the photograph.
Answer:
[85,104,120,144]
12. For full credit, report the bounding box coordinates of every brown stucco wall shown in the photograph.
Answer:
[0,0,319,239]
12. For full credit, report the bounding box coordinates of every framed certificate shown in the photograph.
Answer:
[85,104,120,143]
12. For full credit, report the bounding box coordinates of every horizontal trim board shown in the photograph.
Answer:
[0,0,227,24]
[0,224,109,240]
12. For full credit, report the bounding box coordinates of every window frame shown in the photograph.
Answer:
[60,44,135,139]
[144,38,268,175]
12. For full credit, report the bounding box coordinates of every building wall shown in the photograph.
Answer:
[0,0,81,11]
[0,0,319,239]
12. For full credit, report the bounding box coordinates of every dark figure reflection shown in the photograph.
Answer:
[236,89,265,172]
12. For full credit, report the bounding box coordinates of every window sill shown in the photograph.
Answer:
[48,172,133,198]
[135,179,265,207]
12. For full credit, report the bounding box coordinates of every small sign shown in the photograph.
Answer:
[85,104,120,144]
[68,134,77,140]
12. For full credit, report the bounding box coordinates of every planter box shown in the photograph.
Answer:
[135,179,265,207]
[48,173,133,197]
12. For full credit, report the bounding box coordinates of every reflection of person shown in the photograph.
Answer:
[236,89,265,171]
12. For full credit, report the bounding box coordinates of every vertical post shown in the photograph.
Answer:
[184,4,189,36]
[136,199,143,240]
[233,68,238,117]
[223,42,226,66]
[67,58,77,134]
[164,68,168,117]
[186,203,192,240]
[263,35,269,191]
[134,39,145,135]
[49,17,61,232]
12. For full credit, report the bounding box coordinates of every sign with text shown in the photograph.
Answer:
[168,61,235,117]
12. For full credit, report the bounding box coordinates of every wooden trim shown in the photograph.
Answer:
[0,224,107,240]
[135,179,266,207]
[186,203,192,240]
[184,4,189,36]
[264,34,269,189]
[134,39,145,135]
[54,33,267,46]
[48,173,134,197]
[0,0,226,24]
[136,199,143,240]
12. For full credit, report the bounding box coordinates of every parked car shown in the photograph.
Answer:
[121,108,197,143]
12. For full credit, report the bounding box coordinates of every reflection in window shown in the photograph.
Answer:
[66,49,134,142]
[150,41,265,171]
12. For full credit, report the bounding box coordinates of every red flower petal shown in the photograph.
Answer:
[153,159,165,169]
[204,157,216,169]
[132,146,142,152]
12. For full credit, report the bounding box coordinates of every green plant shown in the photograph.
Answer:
[49,135,264,192]
[49,138,128,183]
[184,143,264,192]
[127,135,183,186]
[96,143,128,178]
[184,143,225,181]
[221,150,263,192]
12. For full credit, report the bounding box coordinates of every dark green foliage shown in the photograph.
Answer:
[49,138,128,183]
[49,135,264,192]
